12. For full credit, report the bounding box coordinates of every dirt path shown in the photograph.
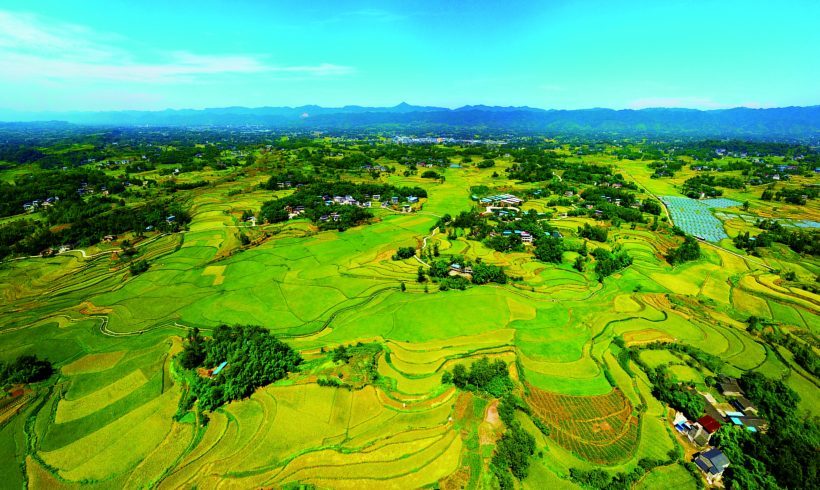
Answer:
[414,227,439,267]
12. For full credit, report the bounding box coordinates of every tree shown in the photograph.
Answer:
[416,266,426,283]
[332,345,352,363]
[0,355,53,384]
[667,235,701,264]
[179,327,206,369]
[392,246,416,260]
[573,255,585,272]
[492,424,536,479]
[400,281,407,292]
[578,223,608,242]
[451,364,468,388]
[129,260,149,275]
[534,236,563,263]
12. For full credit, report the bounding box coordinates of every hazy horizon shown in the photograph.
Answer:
[1,0,819,113]
[2,102,819,117]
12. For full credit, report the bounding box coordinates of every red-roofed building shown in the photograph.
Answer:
[698,415,722,434]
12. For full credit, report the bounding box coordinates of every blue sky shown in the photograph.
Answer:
[0,0,818,111]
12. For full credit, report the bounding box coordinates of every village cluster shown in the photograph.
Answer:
[673,376,766,485]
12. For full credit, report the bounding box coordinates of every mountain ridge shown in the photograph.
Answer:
[1,104,818,139]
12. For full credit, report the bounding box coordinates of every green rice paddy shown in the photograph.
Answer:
[1,154,817,489]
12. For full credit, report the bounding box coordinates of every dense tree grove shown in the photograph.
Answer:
[491,394,537,487]
[392,246,416,260]
[681,174,745,198]
[128,260,149,275]
[0,355,54,385]
[578,223,608,242]
[534,236,564,263]
[666,235,701,264]
[470,263,508,285]
[444,357,513,398]
[178,327,207,369]
[591,248,633,281]
[733,220,820,256]
[176,325,302,412]
[762,185,818,205]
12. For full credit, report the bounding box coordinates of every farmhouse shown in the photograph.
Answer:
[686,423,711,446]
[479,193,523,207]
[212,361,228,376]
[718,377,743,397]
[694,448,730,484]
[730,396,758,415]
[697,415,722,435]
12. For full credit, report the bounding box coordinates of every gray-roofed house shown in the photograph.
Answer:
[685,423,711,447]
[694,448,730,484]
[731,396,758,415]
[719,377,743,397]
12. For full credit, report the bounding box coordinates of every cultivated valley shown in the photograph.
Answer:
[1,126,818,489]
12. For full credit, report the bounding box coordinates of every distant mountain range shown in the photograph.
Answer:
[1,103,818,139]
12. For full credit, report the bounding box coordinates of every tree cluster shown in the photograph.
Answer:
[443,357,513,398]
[733,220,820,256]
[176,325,302,412]
[392,246,416,260]
[492,394,537,488]
[0,355,53,386]
[591,248,633,281]
[666,235,701,264]
[578,223,608,242]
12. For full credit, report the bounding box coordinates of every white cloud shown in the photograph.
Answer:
[0,10,353,85]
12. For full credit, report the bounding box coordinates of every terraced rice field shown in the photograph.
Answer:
[1,154,817,488]
[527,385,639,465]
